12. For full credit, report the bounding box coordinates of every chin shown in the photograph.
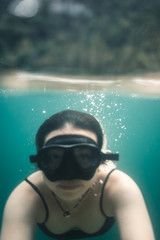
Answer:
[57,187,84,201]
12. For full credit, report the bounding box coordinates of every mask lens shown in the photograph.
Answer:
[74,146,99,169]
[39,147,64,170]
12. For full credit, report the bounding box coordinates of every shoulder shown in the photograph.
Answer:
[3,171,46,224]
[1,172,46,240]
[104,169,140,193]
[102,169,144,216]
[101,170,155,239]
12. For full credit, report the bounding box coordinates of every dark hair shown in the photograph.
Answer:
[36,110,104,150]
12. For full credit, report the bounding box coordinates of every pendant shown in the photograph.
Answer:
[63,211,71,218]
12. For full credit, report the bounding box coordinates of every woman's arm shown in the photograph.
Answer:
[105,170,155,240]
[1,182,42,240]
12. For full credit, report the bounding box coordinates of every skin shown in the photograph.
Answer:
[1,124,155,240]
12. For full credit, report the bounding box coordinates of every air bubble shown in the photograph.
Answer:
[119,133,122,138]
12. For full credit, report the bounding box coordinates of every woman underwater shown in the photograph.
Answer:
[1,110,155,240]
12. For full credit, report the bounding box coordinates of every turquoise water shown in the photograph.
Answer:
[0,89,160,239]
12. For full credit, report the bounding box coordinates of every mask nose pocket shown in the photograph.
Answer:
[61,149,80,180]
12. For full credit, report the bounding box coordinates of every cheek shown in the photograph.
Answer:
[82,169,98,187]
[42,172,57,191]
[90,169,99,183]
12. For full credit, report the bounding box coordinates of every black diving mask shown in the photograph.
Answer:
[30,135,119,182]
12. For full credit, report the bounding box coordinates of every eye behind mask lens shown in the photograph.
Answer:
[38,147,64,170]
[73,146,99,169]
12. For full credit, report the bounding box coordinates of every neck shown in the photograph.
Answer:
[53,187,92,210]
[55,195,80,207]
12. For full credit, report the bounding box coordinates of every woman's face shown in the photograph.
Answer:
[42,124,98,201]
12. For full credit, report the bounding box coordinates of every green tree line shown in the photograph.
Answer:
[0,0,160,75]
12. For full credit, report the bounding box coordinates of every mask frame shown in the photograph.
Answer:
[30,135,119,181]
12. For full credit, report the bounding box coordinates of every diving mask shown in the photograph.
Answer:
[30,135,119,181]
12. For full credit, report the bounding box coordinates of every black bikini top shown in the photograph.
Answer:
[25,168,116,239]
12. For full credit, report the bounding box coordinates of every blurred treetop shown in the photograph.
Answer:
[0,0,160,75]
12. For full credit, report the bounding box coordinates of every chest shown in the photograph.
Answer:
[45,192,107,234]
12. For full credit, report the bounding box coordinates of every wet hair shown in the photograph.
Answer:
[35,110,104,151]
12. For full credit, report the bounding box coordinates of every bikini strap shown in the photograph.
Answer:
[25,178,49,224]
[100,168,116,217]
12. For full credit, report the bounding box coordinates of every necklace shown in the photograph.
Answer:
[52,188,91,218]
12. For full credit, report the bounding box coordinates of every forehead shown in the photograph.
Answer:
[44,126,98,144]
